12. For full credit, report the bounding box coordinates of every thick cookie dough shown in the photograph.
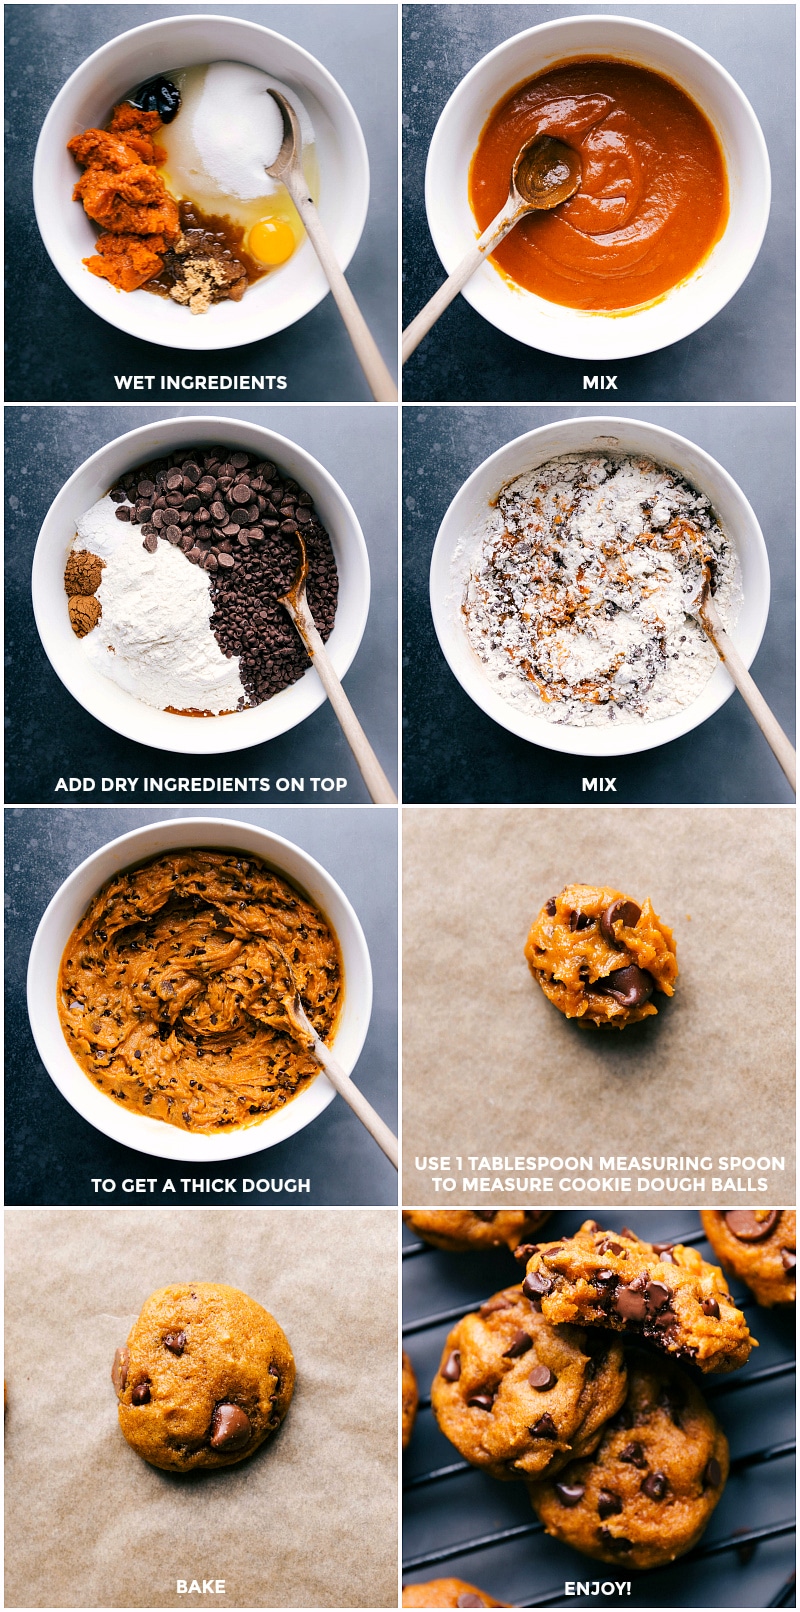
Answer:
[431,1284,627,1481]
[403,1351,419,1448]
[402,1579,509,1607]
[58,849,342,1132]
[523,1221,754,1373]
[529,1350,729,1569]
[403,1210,550,1252]
[112,1282,295,1471]
[701,1211,796,1307]
[524,884,677,1027]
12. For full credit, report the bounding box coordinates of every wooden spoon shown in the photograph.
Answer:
[257,941,398,1168]
[265,89,397,402]
[689,563,796,792]
[402,133,581,363]
[279,531,397,804]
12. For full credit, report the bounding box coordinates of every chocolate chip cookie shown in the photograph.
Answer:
[403,1351,419,1449]
[403,1210,550,1252]
[701,1211,796,1308]
[523,1221,753,1373]
[402,1578,509,1607]
[525,885,678,1028]
[112,1282,295,1471]
[529,1350,729,1569]
[431,1284,627,1481]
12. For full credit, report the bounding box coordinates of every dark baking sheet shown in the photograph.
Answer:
[402,1210,795,1608]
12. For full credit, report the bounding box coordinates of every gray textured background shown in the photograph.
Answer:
[5,404,397,804]
[403,405,795,803]
[5,805,398,1205]
[402,4,796,402]
[5,3,398,402]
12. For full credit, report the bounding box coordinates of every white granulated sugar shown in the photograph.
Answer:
[462,452,741,727]
[189,63,313,201]
[75,495,130,559]
[77,530,247,715]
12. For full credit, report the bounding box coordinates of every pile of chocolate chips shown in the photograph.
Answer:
[110,447,338,704]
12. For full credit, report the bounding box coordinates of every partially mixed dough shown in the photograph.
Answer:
[525,883,678,1027]
[58,848,342,1131]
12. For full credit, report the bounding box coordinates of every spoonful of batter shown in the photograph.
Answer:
[402,133,581,364]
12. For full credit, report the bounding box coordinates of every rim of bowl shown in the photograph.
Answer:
[31,414,371,755]
[429,414,771,757]
[33,14,371,350]
[26,815,374,1162]
[424,14,771,360]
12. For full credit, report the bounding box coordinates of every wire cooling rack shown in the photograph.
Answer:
[403,1210,796,1609]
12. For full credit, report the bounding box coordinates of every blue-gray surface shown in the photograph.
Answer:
[403,1210,796,1608]
[5,3,397,401]
[403,405,795,803]
[5,806,398,1205]
[402,4,795,402]
[5,404,398,803]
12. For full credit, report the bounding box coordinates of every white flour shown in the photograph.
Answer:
[461,453,741,726]
[73,498,247,714]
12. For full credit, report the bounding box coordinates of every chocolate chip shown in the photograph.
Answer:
[131,1382,151,1405]
[702,1297,720,1318]
[164,1330,186,1355]
[165,524,181,544]
[441,1349,461,1381]
[599,899,641,945]
[217,552,235,568]
[544,897,557,916]
[456,1598,485,1608]
[614,1284,647,1322]
[514,1243,538,1264]
[523,1271,554,1298]
[503,1330,533,1359]
[568,909,592,932]
[596,1529,632,1553]
[554,1482,585,1507]
[473,1211,497,1221]
[111,1345,129,1395]
[210,1403,251,1450]
[781,1249,796,1273]
[619,1442,647,1468]
[597,1490,622,1518]
[467,1392,495,1412]
[115,505,131,521]
[597,964,655,1008]
[528,1365,557,1390]
[703,1458,722,1489]
[480,1296,513,1316]
[641,1471,668,1500]
[723,1210,780,1242]
[653,1309,678,1330]
[645,1281,671,1312]
[143,533,158,553]
[529,1413,557,1438]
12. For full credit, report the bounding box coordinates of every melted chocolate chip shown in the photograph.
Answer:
[614,1284,647,1321]
[441,1350,461,1382]
[599,899,641,946]
[528,1365,558,1391]
[619,1442,647,1469]
[480,1296,513,1317]
[703,1458,722,1489]
[645,1281,671,1312]
[503,1330,533,1359]
[514,1243,538,1264]
[529,1413,558,1439]
[641,1471,668,1500]
[131,1382,151,1405]
[598,964,655,1009]
[724,1210,780,1242]
[111,1345,129,1396]
[210,1403,251,1450]
[473,1211,498,1222]
[597,1490,623,1519]
[702,1297,720,1318]
[523,1271,554,1299]
[554,1481,585,1507]
[596,1529,632,1553]
[163,1330,187,1355]
[467,1392,495,1412]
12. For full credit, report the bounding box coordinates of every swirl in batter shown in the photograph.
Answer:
[58,849,342,1132]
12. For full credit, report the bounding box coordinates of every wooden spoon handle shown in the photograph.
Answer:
[701,596,796,792]
[281,169,397,402]
[285,594,397,804]
[402,195,526,364]
[309,1032,398,1169]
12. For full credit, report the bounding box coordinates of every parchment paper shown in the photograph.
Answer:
[4,1209,397,1608]
[402,807,795,1205]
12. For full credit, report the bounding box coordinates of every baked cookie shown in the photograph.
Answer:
[523,1221,753,1373]
[403,1210,549,1252]
[701,1211,796,1308]
[112,1282,295,1471]
[525,884,678,1028]
[402,1578,509,1607]
[431,1284,627,1481]
[530,1350,729,1569]
[403,1351,419,1448]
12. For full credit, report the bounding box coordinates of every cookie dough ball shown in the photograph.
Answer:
[529,1350,729,1569]
[403,1351,419,1449]
[525,884,677,1027]
[431,1284,627,1481]
[524,1220,753,1374]
[112,1283,295,1471]
[403,1210,549,1252]
[701,1211,796,1307]
[402,1579,508,1607]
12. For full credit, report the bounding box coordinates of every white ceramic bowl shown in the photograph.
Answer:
[425,15,770,359]
[32,414,370,754]
[430,415,770,757]
[33,14,370,350]
[27,816,373,1162]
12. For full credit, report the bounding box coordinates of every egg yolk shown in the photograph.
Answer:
[248,217,297,267]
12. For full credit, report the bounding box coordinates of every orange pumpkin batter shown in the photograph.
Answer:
[469,59,728,312]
